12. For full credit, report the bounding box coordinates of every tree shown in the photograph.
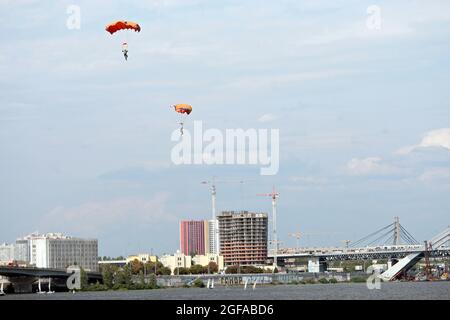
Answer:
[225,266,238,274]
[158,266,172,275]
[208,261,219,274]
[148,274,157,289]
[139,270,145,286]
[190,264,206,275]
[144,261,165,274]
[102,265,114,289]
[174,267,190,275]
[80,267,88,290]
[115,266,132,288]
[130,259,143,275]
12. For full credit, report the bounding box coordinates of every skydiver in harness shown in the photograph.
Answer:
[179,122,184,136]
[122,42,129,61]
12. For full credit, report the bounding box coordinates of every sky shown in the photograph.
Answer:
[0,0,449,256]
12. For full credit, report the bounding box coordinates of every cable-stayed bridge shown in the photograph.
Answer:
[270,219,450,279]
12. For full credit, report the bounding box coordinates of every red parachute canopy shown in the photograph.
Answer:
[105,21,141,35]
[174,104,192,115]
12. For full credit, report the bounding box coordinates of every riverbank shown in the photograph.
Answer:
[1,281,449,300]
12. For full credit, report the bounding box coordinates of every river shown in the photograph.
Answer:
[1,281,449,300]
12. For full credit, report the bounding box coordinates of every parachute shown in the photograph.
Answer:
[105,21,141,34]
[105,21,141,60]
[172,104,193,136]
[173,104,193,115]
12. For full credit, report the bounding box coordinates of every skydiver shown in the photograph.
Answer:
[179,122,184,136]
[122,42,129,61]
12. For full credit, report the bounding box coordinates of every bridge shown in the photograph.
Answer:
[269,220,450,279]
[0,267,102,293]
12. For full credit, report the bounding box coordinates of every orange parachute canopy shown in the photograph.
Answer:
[105,21,141,35]
[173,104,192,115]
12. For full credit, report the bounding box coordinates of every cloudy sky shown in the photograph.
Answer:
[1,0,449,256]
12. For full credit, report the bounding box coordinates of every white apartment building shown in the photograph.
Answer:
[160,251,225,274]
[0,243,15,263]
[160,250,192,274]
[16,233,98,271]
[192,253,224,271]
[208,219,219,255]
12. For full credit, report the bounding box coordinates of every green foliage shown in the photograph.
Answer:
[192,278,205,288]
[351,276,367,283]
[115,265,132,287]
[85,282,108,291]
[225,266,238,274]
[190,264,207,275]
[225,265,264,274]
[174,267,190,275]
[101,265,115,289]
[318,278,329,284]
[329,278,338,284]
[80,267,88,290]
[158,266,172,276]
[144,261,166,275]
[148,274,157,289]
[139,271,145,285]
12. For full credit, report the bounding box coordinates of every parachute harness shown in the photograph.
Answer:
[172,104,192,137]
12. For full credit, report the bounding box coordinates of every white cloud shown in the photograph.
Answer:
[419,168,450,183]
[346,157,404,176]
[258,113,277,123]
[40,193,176,236]
[290,176,326,184]
[397,128,450,155]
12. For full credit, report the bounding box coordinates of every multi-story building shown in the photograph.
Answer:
[208,219,219,255]
[180,220,209,256]
[15,233,98,271]
[160,251,224,274]
[14,239,29,262]
[0,243,15,263]
[179,220,220,256]
[192,253,224,271]
[160,250,192,274]
[218,211,268,267]
[126,253,157,264]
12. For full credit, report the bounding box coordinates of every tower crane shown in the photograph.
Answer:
[257,186,280,268]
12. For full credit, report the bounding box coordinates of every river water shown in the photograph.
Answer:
[1,282,449,300]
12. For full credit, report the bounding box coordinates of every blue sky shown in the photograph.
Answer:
[1,0,449,256]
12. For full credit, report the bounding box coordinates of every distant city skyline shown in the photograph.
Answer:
[1,1,449,256]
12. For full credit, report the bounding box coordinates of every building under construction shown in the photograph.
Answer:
[218,211,268,267]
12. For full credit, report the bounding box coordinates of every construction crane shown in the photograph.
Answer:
[288,232,302,248]
[257,186,279,268]
[201,177,251,220]
[201,177,251,254]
